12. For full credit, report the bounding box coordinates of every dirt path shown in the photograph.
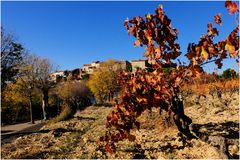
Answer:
[1,120,46,142]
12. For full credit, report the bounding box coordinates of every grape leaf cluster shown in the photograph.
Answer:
[100,1,239,153]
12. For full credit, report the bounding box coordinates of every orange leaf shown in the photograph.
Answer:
[105,144,113,153]
[195,46,201,58]
[226,1,239,14]
[134,39,141,46]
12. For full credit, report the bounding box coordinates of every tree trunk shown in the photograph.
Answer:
[42,89,48,120]
[171,95,194,139]
[29,97,34,124]
[42,99,47,120]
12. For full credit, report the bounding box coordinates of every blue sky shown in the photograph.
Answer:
[1,1,239,73]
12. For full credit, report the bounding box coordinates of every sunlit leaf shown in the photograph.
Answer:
[155,48,161,59]
[134,39,141,47]
[201,47,208,61]
[146,13,152,19]
[225,43,236,58]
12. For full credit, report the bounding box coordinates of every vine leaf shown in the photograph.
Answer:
[225,0,239,14]
[134,39,141,47]
[105,144,113,153]
[214,14,222,25]
[225,43,236,57]
[201,47,208,61]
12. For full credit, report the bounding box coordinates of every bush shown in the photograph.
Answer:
[221,68,237,80]
[50,105,72,124]
[50,81,92,123]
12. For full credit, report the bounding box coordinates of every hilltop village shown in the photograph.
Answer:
[49,59,156,82]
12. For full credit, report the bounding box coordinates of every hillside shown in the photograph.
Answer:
[1,92,239,159]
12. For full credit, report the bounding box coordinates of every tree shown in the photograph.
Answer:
[2,77,41,124]
[221,68,237,79]
[20,54,56,121]
[101,1,239,153]
[52,81,92,122]
[2,78,28,124]
[33,57,55,121]
[88,59,120,103]
[1,27,25,90]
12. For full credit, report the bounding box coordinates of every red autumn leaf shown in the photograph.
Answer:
[105,144,113,153]
[111,113,119,122]
[214,14,222,25]
[225,1,239,14]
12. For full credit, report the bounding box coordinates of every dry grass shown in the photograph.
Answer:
[183,78,239,95]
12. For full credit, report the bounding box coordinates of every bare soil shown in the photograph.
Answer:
[1,92,239,159]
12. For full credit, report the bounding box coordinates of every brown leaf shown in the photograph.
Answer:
[105,143,113,153]
[128,134,136,141]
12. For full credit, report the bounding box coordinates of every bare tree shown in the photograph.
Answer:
[35,57,54,120]
[21,54,56,121]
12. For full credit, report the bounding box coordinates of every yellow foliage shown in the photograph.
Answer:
[87,59,120,103]
[225,43,236,58]
[201,47,208,61]
[3,78,29,105]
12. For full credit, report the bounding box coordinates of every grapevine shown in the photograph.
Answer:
[100,1,239,153]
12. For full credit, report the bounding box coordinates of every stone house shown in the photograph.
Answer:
[131,59,151,73]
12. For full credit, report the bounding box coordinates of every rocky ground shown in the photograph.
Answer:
[1,92,239,159]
